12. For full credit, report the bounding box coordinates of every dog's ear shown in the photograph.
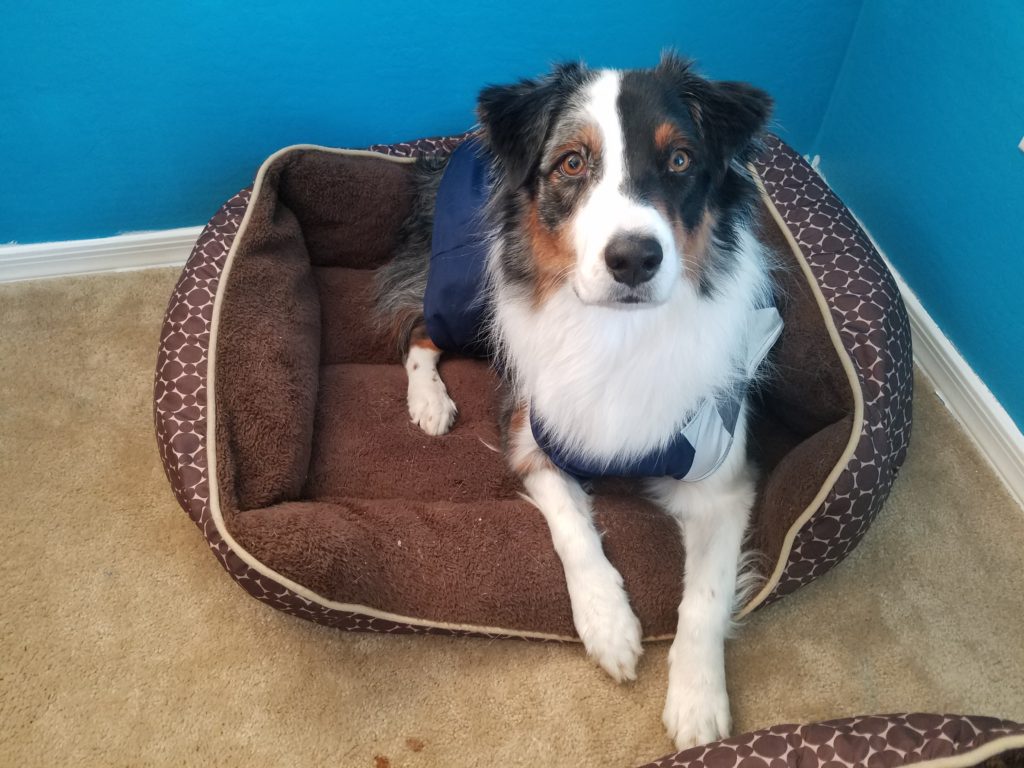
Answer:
[477,62,588,190]
[657,52,773,170]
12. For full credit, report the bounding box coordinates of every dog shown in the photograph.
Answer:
[375,53,779,749]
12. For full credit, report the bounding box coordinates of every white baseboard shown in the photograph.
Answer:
[809,157,1024,510]
[888,263,1024,509]
[0,226,202,283]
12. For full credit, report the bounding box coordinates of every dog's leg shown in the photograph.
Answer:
[508,405,643,681]
[650,407,756,749]
[405,324,457,436]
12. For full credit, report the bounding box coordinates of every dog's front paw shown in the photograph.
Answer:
[662,648,731,749]
[407,376,457,436]
[570,568,643,682]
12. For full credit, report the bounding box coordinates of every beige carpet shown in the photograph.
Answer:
[1,267,1022,768]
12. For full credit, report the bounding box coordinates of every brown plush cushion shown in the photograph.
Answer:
[211,147,854,638]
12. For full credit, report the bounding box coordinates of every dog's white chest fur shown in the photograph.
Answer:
[493,229,769,464]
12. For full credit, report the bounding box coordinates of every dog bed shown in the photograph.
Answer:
[640,714,1024,768]
[154,133,912,639]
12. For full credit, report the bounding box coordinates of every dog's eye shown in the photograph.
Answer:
[558,152,587,177]
[667,148,691,173]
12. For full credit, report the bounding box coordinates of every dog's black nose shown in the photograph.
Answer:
[603,234,663,287]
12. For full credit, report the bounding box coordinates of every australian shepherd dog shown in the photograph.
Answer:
[375,53,778,749]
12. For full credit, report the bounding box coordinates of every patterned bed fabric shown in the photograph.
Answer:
[153,133,911,635]
[638,714,1024,768]
[751,140,912,606]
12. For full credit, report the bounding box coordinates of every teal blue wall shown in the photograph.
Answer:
[813,0,1024,427]
[7,2,1018,426]
[0,0,861,244]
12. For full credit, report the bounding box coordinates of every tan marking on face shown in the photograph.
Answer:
[680,209,717,287]
[652,199,715,287]
[508,404,554,477]
[655,122,691,153]
[526,201,576,305]
[654,122,677,150]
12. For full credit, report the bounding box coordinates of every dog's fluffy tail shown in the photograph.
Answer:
[727,547,768,636]
[373,155,448,357]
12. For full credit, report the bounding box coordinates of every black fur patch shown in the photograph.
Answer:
[619,54,773,296]
[477,63,596,192]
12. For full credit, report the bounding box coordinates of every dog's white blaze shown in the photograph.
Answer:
[572,69,679,305]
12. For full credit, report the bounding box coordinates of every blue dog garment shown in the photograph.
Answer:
[423,136,492,355]
[424,136,785,481]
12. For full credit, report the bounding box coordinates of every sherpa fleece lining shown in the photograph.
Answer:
[205,143,862,640]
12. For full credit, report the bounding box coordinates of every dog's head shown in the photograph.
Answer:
[478,53,772,305]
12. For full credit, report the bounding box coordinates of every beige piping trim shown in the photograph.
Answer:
[205,144,577,642]
[737,169,865,617]
[915,735,1024,768]
[204,146,861,638]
